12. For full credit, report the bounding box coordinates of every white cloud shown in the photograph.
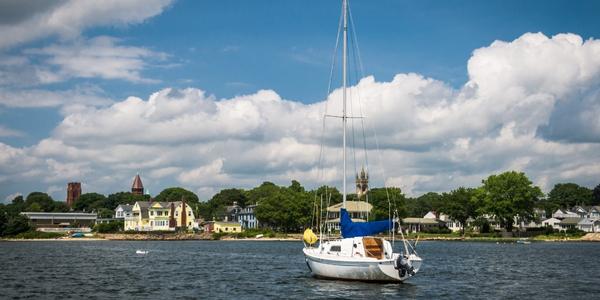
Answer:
[0,125,23,137]
[0,0,173,49]
[25,36,167,83]
[1,32,600,201]
[0,85,113,108]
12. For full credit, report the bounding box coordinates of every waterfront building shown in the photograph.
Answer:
[558,217,581,231]
[425,211,465,232]
[20,212,96,232]
[203,221,242,233]
[552,209,579,219]
[541,217,562,230]
[238,204,259,229]
[589,206,600,219]
[325,201,372,232]
[402,217,445,233]
[578,218,600,233]
[131,174,144,195]
[66,182,81,207]
[223,202,242,222]
[124,200,195,231]
[114,204,133,219]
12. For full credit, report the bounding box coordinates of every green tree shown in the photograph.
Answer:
[25,192,55,212]
[254,181,311,232]
[0,206,7,236]
[106,192,150,209]
[197,188,247,221]
[548,183,593,208]
[591,184,600,206]
[52,202,70,212]
[26,203,42,212]
[440,187,478,235]
[406,192,443,217]
[73,193,107,212]
[154,187,199,204]
[312,185,342,205]
[477,171,543,232]
[3,214,31,236]
[368,187,407,220]
[246,182,280,205]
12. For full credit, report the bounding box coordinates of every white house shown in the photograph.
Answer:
[552,209,579,219]
[541,218,562,230]
[578,218,600,233]
[114,204,133,219]
[424,211,463,232]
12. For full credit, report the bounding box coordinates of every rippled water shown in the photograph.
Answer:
[1,240,599,299]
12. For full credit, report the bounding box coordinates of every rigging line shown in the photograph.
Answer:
[348,6,370,177]
[348,3,372,225]
[313,2,344,234]
[348,44,358,188]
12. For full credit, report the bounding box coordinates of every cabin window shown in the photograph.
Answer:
[330,245,341,252]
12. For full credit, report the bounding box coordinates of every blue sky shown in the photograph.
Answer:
[1,0,600,202]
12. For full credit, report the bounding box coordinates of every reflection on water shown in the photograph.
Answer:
[1,240,599,299]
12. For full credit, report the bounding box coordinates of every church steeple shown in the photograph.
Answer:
[131,174,144,195]
[355,167,369,199]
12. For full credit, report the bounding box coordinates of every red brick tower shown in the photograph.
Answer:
[131,174,144,195]
[66,182,81,207]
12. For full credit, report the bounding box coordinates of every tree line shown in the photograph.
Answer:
[1,171,599,237]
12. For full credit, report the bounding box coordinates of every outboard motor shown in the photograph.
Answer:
[395,255,415,278]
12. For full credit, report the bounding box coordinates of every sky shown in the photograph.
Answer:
[1,0,600,203]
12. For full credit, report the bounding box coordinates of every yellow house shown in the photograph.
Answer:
[148,202,171,230]
[124,201,196,231]
[125,201,151,231]
[205,221,242,233]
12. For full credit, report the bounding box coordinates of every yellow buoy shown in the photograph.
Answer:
[303,228,318,245]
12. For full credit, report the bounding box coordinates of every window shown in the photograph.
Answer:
[188,211,191,216]
[157,211,162,216]
[150,211,154,216]
[330,245,341,252]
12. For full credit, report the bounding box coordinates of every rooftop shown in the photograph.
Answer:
[327,201,372,213]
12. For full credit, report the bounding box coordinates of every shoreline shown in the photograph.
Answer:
[3,233,599,242]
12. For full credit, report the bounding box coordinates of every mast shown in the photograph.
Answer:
[342,0,348,209]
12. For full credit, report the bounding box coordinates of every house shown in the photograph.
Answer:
[552,209,579,220]
[20,212,97,232]
[204,221,242,233]
[222,202,242,222]
[324,201,372,232]
[578,218,600,233]
[238,204,258,229]
[402,217,444,233]
[421,211,462,232]
[589,206,600,219]
[541,217,562,230]
[124,200,196,231]
[114,204,133,219]
[558,217,581,231]
[125,201,151,231]
[572,206,588,218]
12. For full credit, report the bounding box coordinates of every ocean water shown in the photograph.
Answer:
[1,240,599,299]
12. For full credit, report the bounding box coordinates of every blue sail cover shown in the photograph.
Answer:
[340,208,393,238]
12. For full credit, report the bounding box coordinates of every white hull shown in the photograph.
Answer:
[303,238,422,282]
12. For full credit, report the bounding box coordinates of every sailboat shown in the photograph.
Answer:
[302,0,422,282]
